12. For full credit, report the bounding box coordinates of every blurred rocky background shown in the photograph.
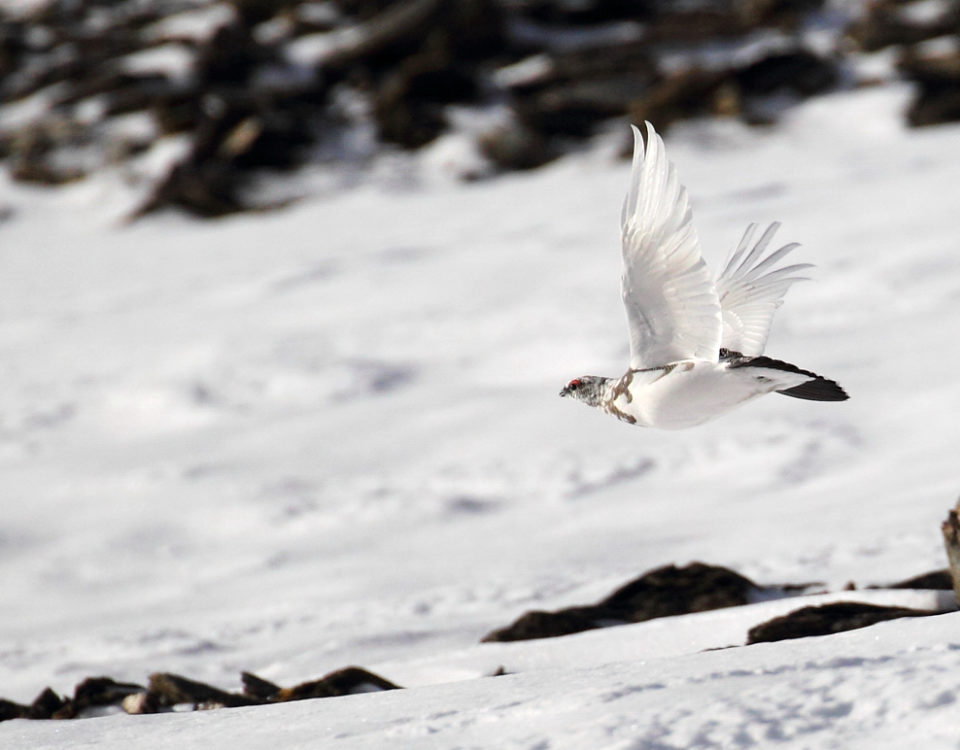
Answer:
[0,0,957,218]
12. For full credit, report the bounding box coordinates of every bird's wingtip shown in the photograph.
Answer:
[644,120,657,144]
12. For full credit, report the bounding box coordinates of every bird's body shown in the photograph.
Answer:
[561,123,847,428]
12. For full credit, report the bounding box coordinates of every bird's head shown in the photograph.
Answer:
[559,376,607,407]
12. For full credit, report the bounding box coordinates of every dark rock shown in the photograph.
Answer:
[848,3,960,53]
[600,562,759,621]
[482,607,602,642]
[642,9,746,44]
[134,97,253,217]
[735,0,825,29]
[942,500,960,605]
[52,71,173,111]
[374,85,447,147]
[242,667,400,702]
[275,667,400,700]
[147,673,262,709]
[0,698,28,722]
[10,158,85,186]
[478,122,555,171]
[229,0,302,26]
[5,118,89,185]
[374,43,479,148]
[747,601,936,644]
[72,677,145,710]
[100,77,194,120]
[365,0,505,147]
[324,0,446,75]
[196,19,263,88]
[629,50,836,134]
[510,41,658,138]
[228,111,317,170]
[241,672,281,701]
[516,0,653,25]
[121,692,163,715]
[733,49,838,98]
[134,159,248,218]
[483,562,764,642]
[154,94,205,136]
[27,687,67,720]
[395,61,479,105]
[324,0,505,87]
[134,77,323,217]
[438,0,507,64]
[901,52,960,127]
[886,569,954,590]
[332,0,405,21]
[629,68,730,134]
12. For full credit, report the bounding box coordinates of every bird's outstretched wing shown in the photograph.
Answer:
[620,122,722,370]
[715,222,812,356]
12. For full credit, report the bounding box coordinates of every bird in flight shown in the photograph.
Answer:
[560,122,847,429]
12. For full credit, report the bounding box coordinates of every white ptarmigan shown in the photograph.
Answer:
[560,122,848,429]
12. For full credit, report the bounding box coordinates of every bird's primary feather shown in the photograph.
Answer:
[620,123,722,370]
[715,222,813,356]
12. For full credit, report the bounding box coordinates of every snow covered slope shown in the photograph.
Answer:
[2,83,960,747]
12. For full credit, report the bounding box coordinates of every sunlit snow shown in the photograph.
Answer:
[2,84,960,748]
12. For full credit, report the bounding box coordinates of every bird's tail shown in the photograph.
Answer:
[777,377,848,402]
[726,352,849,402]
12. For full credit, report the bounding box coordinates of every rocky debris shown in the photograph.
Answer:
[942,500,960,605]
[4,119,91,186]
[0,0,953,216]
[734,49,838,98]
[240,671,282,701]
[56,677,146,719]
[0,677,144,721]
[121,691,166,716]
[373,47,476,148]
[483,607,603,642]
[746,601,937,644]
[886,569,954,590]
[147,672,262,710]
[477,120,555,171]
[900,48,960,128]
[847,1,960,128]
[601,563,759,621]
[26,687,67,720]
[485,557,959,645]
[506,41,659,138]
[254,666,400,700]
[0,0,853,217]
[848,0,960,53]
[629,68,732,134]
[630,47,837,132]
[483,562,778,642]
[0,666,401,723]
[0,698,28,722]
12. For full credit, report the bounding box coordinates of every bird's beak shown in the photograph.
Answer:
[559,387,569,397]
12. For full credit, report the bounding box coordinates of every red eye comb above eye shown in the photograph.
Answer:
[569,379,581,387]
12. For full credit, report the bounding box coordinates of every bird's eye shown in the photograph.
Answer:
[569,379,582,389]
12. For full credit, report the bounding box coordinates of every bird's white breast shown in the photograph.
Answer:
[603,360,784,429]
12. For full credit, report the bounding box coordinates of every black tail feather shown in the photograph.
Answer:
[777,378,849,402]
[724,351,849,402]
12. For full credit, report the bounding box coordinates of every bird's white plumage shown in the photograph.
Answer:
[715,222,812,356]
[561,121,846,428]
[620,123,721,370]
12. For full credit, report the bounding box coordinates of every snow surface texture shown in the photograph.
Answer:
[3,85,960,747]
